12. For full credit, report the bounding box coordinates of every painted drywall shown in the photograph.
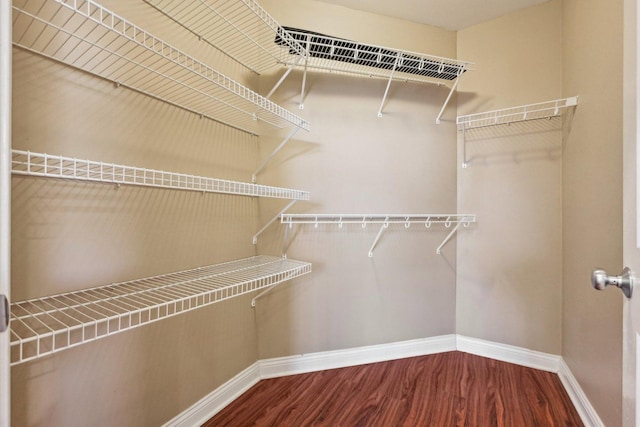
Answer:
[254,0,460,359]
[10,0,264,424]
[456,1,564,355]
[562,0,624,425]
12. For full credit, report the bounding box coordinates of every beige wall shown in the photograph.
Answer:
[562,0,624,425]
[10,0,628,425]
[255,0,460,358]
[456,1,564,354]
[11,0,262,424]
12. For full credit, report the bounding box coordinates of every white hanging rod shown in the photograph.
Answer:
[9,255,312,365]
[12,0,310,135]
[456,96,578,131]
[281,214,476,226]
[280,214,476,256]
[11,150,310,201]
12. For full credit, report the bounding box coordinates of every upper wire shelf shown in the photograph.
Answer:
[142,0,306,76]
[456,96,578,131]
[280,214,476,256]
[12,0,310,134]
[10,255,312,365]
[278,28,472,86]
[12,150,310,200]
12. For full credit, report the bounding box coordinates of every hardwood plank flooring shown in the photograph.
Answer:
[204,351,583,426]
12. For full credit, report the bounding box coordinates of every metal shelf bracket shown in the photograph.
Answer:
[253,127,301,182]
[253,200,299,244]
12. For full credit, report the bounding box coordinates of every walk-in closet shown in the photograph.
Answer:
[0,0,634,425]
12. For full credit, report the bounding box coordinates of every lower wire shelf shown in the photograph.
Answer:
[9,255,311,366]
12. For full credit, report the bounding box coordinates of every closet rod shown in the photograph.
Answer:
[280,214,476,256]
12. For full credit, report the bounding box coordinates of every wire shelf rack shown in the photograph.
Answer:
[143,0,306,76]
[280,214,476,256]
[12,150,310,200]
[12,0,310,134]
[9,255,312,365]
[278,28,471,85]
[456,96,578,131]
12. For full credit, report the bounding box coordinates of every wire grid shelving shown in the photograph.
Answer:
[11,0,310,135]
[142,0,306,76]
[456,96,578,131]
[278,29,471,85]
[280,214,477,256]
[10,255,312,365]
[12,150,310,200]
[277,28,473,119]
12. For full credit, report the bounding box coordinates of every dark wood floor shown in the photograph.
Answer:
[205,351,583,426]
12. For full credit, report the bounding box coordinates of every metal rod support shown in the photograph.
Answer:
[377,54,400,117]
[253,200,298,244]
[253,127,300,182]
[265,54,304,99]
[436,222,464,255]
[369,222,389,257]
[436,74,461,124]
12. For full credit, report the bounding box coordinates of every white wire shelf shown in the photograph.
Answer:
[11,150,310,200]
[278,28,473,119]
[9,255,312,365]
[278,28,470,85]
[456,96,578,131]
[143,0,306,76]
[12,0,310,134]
[280,214,476,256]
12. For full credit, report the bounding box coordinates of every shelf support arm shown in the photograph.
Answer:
[253,127,300,182]
[436,71,462,125]
[265,54,305,100]
[299,36,311,110]
[461,128,468,168]
[436,221,463,255]
[368,221,389,257]
[251,268,297,307]
[253,200,298,244]
[377,54,401,117]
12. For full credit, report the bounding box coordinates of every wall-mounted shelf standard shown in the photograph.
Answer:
[456,96,578,167]
[12,0,310,135]
[12,150,310,200]
[278,28,473,121]
[9,255,311,365]
[280,214,476,256]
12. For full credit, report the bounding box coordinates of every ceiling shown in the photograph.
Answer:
[315,0,550,31]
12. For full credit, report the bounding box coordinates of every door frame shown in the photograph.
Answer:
[0,0,11,425]
[623,0,639,425]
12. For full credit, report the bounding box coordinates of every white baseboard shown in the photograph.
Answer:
[557,358,605,427]
[456,335,561,373]
[166,334,600,427]
[259,334,457,379]
[162,362,260,427]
